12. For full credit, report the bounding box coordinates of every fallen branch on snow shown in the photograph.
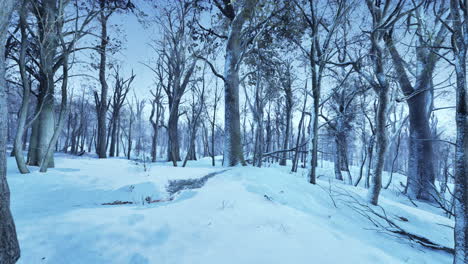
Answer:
[326,185,454,255]
[102,200,133,205]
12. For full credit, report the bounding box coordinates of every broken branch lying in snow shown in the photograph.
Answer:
[327,185,454,255]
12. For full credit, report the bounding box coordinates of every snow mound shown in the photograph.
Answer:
[7,154,454,264]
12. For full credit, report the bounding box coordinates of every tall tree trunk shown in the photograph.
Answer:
[39,51,69,173]
[406,100,436,200]
[253,113,264,168]
[450,1,468,262]
[333,137,344,181]
[29,87,55,168]
[279,107,291,166]
[307,90,319,184]
[292,95,307,172]
[96,7,109,159]
[28,0,62,168]
[127,117,133,160]
[222,1,258,167]
[453,49,468,264]
[368,88,388,205]
[116,117,120,157]
[151,125,158,162]
[385,19,446,201]
[0,0,21,262]
[109,115,118,157]
[211,109,216,167]
[14,4,31,174]
[167,105,181,165]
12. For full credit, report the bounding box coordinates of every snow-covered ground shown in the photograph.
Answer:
[7,154,454,264]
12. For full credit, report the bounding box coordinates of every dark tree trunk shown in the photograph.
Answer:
[450,1,468,262]
[167,106,181,165]
[279,108,291,166]
[333,137,344,181]
[109,115,118,157]
[96,6,109,159]
[220,1,258,167]
[406,100,436,200]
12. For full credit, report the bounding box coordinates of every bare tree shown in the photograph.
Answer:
[13,2,32,173]
[277,60,294,166]
[351,0,414,205]
[293,0,351,184]
[147,1,199,166]
[26,0,68,168]
[210,0,260,166]
[321,73,361,184]
[292,84,308,173]
[109,68,134,157]
[384,1,448,201]
[182,78,206,167]
[149,84,164,163]
[12,0,97,171]
[94,0,134,159]
[205,78,222,166]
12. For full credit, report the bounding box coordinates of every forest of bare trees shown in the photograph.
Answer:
[0,0,466,263]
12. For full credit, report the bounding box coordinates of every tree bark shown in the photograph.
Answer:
[368,88,388,205]
[109,114,118,157]
[96,5,109,159]
[0,0,21,262]
[384,12,447,201]
[167,105,181,165]
[222,0,258,166]
[28,0,61,168]
[334,137,344,181]
[14,4,31,174]
[450,1,468,262]
[279,79,293,166]
[39,31,70,173]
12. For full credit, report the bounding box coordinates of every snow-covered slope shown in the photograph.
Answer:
[7,154,454,264]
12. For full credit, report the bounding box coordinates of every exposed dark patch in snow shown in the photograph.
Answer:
[166,169,229,195]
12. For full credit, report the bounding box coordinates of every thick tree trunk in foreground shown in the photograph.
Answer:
[450,1,468,262]
[28,84,55,168]
[223,44,245,166]
[384,7,447,201]
[39,39,69,173]
[222,0,258,166]
[28,0,60,168]
[0,0,21,262]
[406,100,436,200]
[453,48,468,264]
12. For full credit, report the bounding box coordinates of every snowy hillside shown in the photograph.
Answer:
[7,154,454,264]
